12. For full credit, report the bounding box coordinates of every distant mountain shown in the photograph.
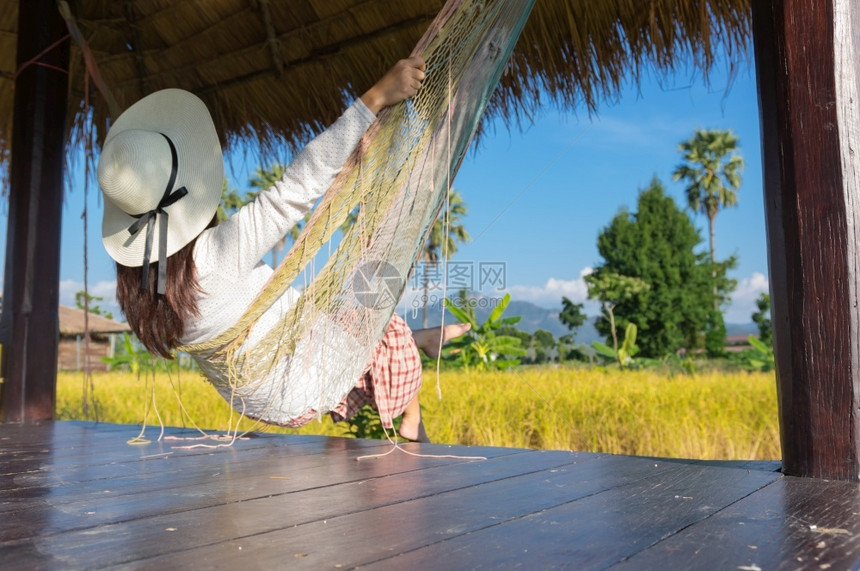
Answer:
[725,322,759,336]
[403,294,601,344]
[504,300,568,336]
[404,292,759,347]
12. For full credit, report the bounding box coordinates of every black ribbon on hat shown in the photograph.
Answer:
[126,133,188,295]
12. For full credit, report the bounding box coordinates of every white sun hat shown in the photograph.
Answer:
[98,88,223,292]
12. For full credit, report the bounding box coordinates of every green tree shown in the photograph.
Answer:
[532,328,556,363]
[558,297,587,362]
[752,292,773,347]
[497,326,532,347]
[559,296,586,336]
[75,291,113,320]
[584,271,648,357]
[704,308,727,358]
[673,129,744,266]
[593,177,729,357]
[556,333,587,362]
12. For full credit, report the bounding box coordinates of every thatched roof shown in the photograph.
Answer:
[58,304,130,336]
[0,0,750,171]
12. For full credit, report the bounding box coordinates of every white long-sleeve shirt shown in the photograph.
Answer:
[182,100,376,424]
[182,99,375,346]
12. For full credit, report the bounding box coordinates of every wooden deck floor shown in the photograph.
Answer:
[2,422,859,569]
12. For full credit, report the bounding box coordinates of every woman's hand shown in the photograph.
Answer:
[360,56,426,114]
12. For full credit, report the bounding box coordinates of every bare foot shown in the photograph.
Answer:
[398,396,429,442]
[412,322,471,358]
[399,415,425,442]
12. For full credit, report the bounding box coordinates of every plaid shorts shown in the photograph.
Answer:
[290,313,422,428]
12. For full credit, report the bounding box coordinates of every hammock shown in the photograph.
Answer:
[180,0,535,425]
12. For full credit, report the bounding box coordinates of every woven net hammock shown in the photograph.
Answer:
[180,0,535,426]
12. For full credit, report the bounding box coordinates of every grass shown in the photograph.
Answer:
[419,366,779,459]
[57,365,779,460]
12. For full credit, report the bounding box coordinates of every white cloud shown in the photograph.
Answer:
[393,268,602,316]
[504,269,769,323]
[725,272,769,323]
[508,277,587,305]
[504,268,598,312]
[59,279,119,316]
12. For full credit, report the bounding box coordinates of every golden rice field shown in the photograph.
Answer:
[57,367,780,460]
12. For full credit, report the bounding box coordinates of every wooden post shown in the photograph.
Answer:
[0,0,69,422]
[752,0,860,480]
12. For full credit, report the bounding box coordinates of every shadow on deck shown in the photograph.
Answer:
[1,421,858,568]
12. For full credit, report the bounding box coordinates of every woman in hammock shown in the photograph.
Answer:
[98,57,468,442]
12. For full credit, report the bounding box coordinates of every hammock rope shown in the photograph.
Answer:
[179,0,536,425]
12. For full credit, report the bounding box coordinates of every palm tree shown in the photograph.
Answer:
[673,129,744,265]
[422,190,469,328]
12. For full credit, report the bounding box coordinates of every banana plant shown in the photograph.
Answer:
[593,322,639,368]
[102,332,166,373]
[443,290,526,370]
[746,335,775,371]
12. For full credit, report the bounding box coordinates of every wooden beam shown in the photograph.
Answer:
[254,0,284,78]
[752,0,860,480]
[0,0,70,422]
[193,15,432,97]
[106,12,436,90]
[123,0,150,98]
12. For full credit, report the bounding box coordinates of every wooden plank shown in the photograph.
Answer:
[98,456,712,569]
[640,456,782,473]
[0,421,132,451]
[614,475,860,570]
[0,423,333,474]
[0,425,383,519]
[0,420,338,454]
[0,424,405,490]
[1,447,590,567]
[364,462,782,569]
[692,458,782,472]
[752,0,860,479]
[0,423,523,543]
[5,423,854,568]
[0,0,70,422]
[0,424,399,483]
[0,436,392,508]
[0,423,504,489]
[0,437,504,517]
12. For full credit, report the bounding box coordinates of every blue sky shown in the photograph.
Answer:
[447,58,767,323]
[1,48,768,325]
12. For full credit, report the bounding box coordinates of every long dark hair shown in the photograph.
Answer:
[116,220,213,358]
